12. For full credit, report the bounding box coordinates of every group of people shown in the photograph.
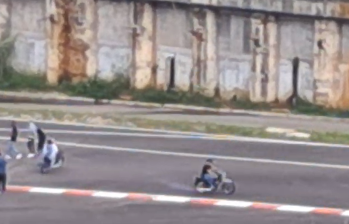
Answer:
[0,121,60,194]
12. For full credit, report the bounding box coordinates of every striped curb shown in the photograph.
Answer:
[6,185,349,217]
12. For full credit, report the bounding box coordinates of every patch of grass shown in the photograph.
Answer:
[0,67,49,91]
[130,88,221,108]
[58,75,129,101]
[310,131,349,145]
[291,98,349,118]
[229,98,272,111]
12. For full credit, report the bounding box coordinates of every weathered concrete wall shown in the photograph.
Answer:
[217,12,251,100]
[278,17,314,103]
[11,0,46,74]
[6,0,349,109]
[155,3,192,91]
[96,1,132,79]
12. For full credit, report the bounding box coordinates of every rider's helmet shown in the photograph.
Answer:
[47,138,54,144]
[206,158,214,164]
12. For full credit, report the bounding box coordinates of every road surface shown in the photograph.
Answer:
[0,120,348,224]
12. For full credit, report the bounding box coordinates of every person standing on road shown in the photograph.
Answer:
[28,122,46,155]
[26,136,36,158]
[0,152,7,193]
[5,121,22,160]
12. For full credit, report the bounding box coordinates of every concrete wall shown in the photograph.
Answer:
[4,0,349,109]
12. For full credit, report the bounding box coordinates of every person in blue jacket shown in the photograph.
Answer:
[0,152,7,193]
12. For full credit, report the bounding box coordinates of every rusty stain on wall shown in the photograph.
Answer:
[47,0,95,84]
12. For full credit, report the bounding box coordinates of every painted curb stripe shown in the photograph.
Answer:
[7,185,349,217]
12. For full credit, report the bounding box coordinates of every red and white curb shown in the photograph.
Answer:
[6,185,349,217]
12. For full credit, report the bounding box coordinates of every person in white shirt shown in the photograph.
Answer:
[42,139,59,167]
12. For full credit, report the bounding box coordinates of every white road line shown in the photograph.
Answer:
[29,187,66,194]
[1,116,348,148]
[276,205,316,213]
[214,200,253,208]
[152,195,191,203]
[92,192,129,198]
[0,135,348,169]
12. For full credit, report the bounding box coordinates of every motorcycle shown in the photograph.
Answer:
[38,150,65,174]
[194,171,236,195]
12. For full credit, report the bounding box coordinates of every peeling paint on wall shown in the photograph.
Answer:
[313,20,341,107]
[133,2,155,89]
[250,14,269,102]
[203,8,218,96]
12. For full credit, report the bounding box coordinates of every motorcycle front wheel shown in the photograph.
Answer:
[221,182,236,195]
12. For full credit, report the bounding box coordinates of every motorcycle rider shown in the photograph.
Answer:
[42,138,59,167]
[201,159,221,190]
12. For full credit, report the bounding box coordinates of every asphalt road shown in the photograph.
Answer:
[1,120,349,224]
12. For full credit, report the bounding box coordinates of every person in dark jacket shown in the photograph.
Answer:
[0,152,7,193]
[5,121,22,160]
[28,122,46,154]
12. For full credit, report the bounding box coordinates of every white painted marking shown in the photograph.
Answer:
[29,187,66,194]
[92,191,129,198]
[0,136,348,170]
[341,210,349,216]
[152,195,191,203]
[1,117,348,148]
[276,205,315,213]
[286,132,311,139]
[215,200,253,208]
[265,127,295,134]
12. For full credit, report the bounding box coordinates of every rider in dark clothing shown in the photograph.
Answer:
[200,159,220,189]
[36,127,46,154]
